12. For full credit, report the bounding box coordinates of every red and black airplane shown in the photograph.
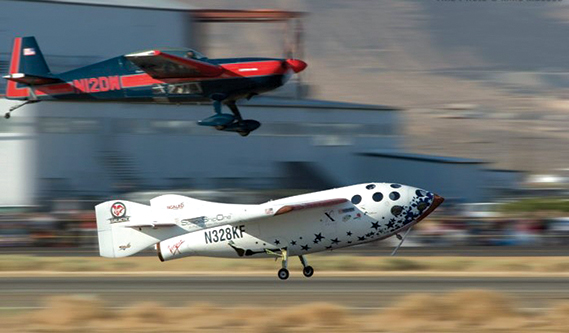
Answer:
[3,37,307,136]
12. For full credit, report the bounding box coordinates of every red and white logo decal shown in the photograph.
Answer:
[23,48,36,56]
[168,240,185,255]
[111,202,126,218]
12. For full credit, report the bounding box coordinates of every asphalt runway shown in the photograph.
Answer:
[3,245,569,257]
[1,276,568,311]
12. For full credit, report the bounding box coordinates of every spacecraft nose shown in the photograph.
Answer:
[415,192,444,223]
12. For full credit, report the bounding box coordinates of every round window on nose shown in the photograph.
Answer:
[417,201,429,211]
[351,195,362,205]
[389,191,400,201]
[415,189,427,197]
[372,192,383,202]
[366,184,376,190]
[390,184,402,188]
[391,205,403,216]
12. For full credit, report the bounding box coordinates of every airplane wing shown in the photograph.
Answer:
[144,194,350,230]
[273,198,349,216]
[125,50,223,79]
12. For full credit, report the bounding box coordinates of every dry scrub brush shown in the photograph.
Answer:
[2,291,569,332]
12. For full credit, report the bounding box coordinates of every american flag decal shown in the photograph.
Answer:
[23,48,36,56]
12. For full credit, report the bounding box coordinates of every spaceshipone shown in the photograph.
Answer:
[96,182,443,280]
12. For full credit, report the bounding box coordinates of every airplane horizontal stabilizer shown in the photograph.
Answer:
[121,221,178,229]
[3,73,62,85]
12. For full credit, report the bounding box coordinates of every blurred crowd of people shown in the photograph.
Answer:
[0,211,96,248]
[415,217,568,247]
[0,210,567,248]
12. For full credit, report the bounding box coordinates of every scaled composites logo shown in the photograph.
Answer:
[118,242,131,251]
[108,201,130,223]
[166,202,185,210]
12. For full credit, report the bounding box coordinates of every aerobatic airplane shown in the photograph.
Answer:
[3,37,307,136]
[96,182,444,280]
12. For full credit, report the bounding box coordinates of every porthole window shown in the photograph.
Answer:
[372,192,383,202]
[366,184,376,190]
[417,202,429,211]
[351,195,362,205]
[389,192,400,201]
[415,189,425,197]
[391,205,403,216]
[390,184,402,188]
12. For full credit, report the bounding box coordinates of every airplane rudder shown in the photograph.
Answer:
[95,200,153,258]
[18,36,51,76]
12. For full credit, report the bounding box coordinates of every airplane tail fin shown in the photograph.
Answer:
[4,36,60,99]
[96,200,177,258]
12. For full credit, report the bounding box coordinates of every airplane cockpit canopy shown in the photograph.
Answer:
[159,48,207,61]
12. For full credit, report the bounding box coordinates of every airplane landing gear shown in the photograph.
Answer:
[303,266,314,278]
[278,268,289,280]
[198,100,261,136]
[391,226,413,256]
[4,100,38,120]
[278,248,289,280]
[299,255,314,278]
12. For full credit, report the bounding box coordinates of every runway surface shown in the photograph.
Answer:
[2,276,568,311]
[3,245,569,257]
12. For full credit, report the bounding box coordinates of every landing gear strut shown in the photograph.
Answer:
[299,255,314,278]
[391,226,413,256]
[5,100,38,119]
[278,248,289,280]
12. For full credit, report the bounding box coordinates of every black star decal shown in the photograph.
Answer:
[371,221,380,230]
[386,220,395,229]
[313,233,325,243]
[347,241,352,244]
[346,231,352,236]
[301,244,311,251]
[274,239,280,245]
[358,236,366,241]
[331,238,340,245]
[290,240,297,246]
[325,246,333,250]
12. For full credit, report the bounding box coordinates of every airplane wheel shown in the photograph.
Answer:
[303,266,314,278]
[278,268,289,280]
[215,125,226,130]
[238,131,250,137]
[4,113,10,119]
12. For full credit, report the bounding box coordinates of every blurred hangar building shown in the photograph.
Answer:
[0,0,520,207]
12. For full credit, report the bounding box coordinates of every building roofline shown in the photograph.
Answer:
[5,0,197,11]
[358,150,487,165]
